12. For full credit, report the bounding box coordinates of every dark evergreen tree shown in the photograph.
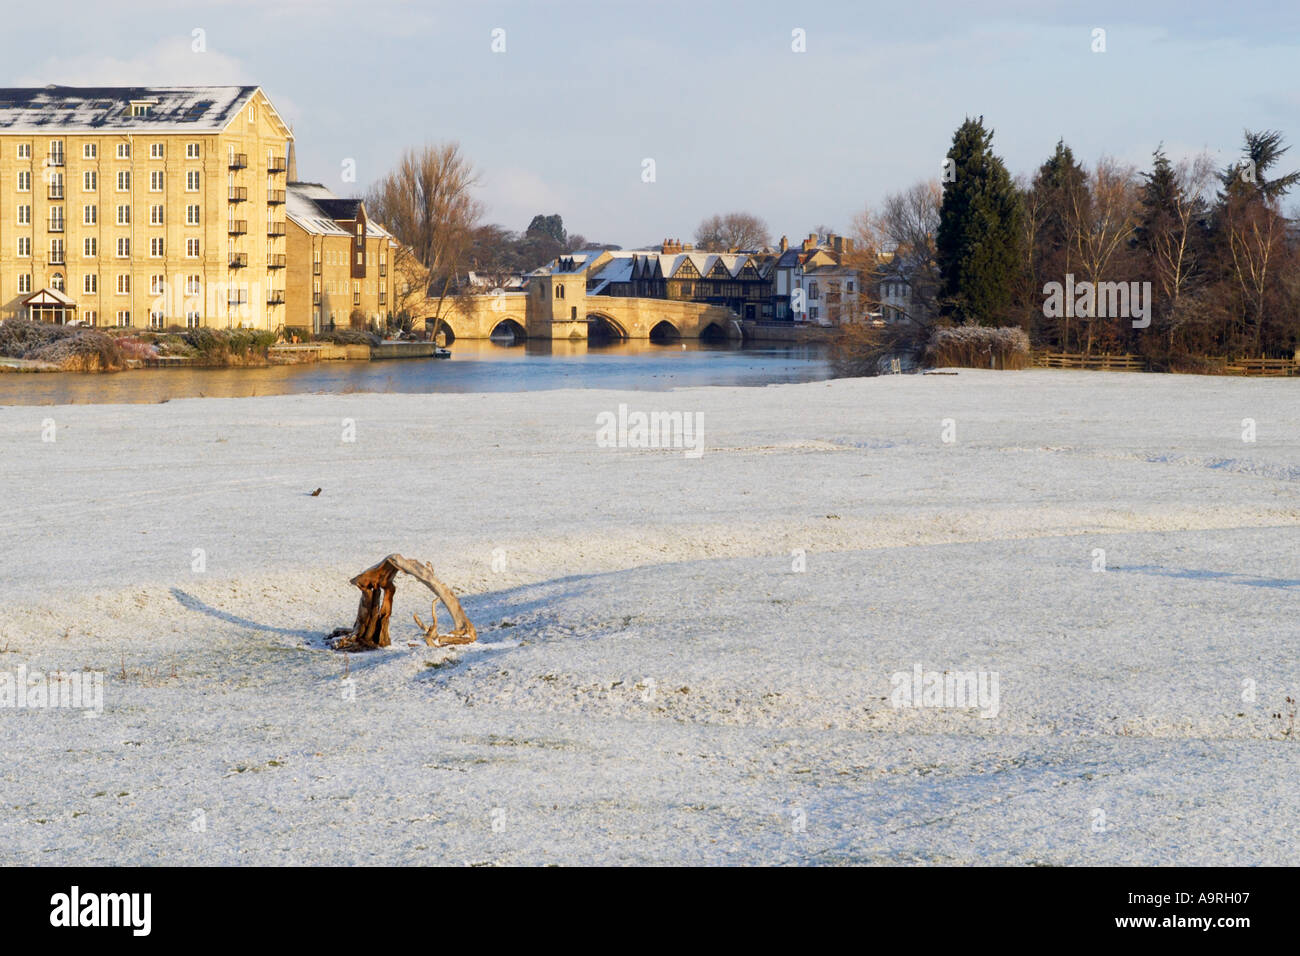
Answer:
[526,213,567,245]
[936,117,1025,325]
[1217,130,1300,202]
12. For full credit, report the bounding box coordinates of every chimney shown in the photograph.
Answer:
[801,234,816,252]
[779,235,788,253]
[286,135,298,182]
[683,242,692,252]
[831,235,844,254]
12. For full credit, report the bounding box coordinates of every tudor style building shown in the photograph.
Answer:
[0,85,291,329]
[581,240,774,320]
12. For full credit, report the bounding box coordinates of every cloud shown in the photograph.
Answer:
[478,166,572,230]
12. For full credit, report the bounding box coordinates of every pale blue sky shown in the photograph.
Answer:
[8,0,1300,246]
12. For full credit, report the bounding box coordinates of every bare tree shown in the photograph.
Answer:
[847,180,941,329]
[1139,152,1215,350]
[694,212,772,252]
[365,143,483,339]
[1066,157,1142,353]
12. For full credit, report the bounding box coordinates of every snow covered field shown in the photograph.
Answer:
[1,369,1297,865]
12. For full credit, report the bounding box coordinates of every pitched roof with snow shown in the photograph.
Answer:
[0,85,268,134]
[286,183,392,239]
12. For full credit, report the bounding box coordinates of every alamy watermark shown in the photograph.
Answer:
[0,665,104,718]
[596,403,704,458]
[889,663,999,718]
[1042,274,1151,329]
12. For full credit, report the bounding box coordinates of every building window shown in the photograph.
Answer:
[17,204,30,225]
[116,205,130,225]
[150,143,164,159]
[18,274,32,294]
[116,237,130,257]
[49,140,64,166]
[84,273,97,294]
[186,238,200,258]
[116,171,130,191]
[17,143,31,159]
[83,170,97,192]
[150,237,164,257]
[808,281,819,300]
[353,282,360,306]
[356,252,362,265]
[150,170,164,192]
[186,171,200,192]
[186,204,200,225]
[116,143,130,159]
[49,207,64,232]
[185,275,201,295]
[116,275,130,294]
[83,143,97,160]
[48,172,64,199]
[116,310,130,327]
[186,311,201,328]
[150,205,164,225]
[248,106,255,123]
[130,103,152,117]
[51,272,65,292]
[186,143,200,159]
[83,237,97,258]
[82,310,97,325]
[150,275,165,296]
[49,239,65,264]
[16,237,30,258]
[17,171,31,192]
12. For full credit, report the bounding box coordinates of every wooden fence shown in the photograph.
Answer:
[1032,352,1147,371]
[1032,352,1299,376]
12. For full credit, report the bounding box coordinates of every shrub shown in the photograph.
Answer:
[924,325,1030,370]
[831,321,927,377]
[314,328,380,347]
[27,329,125,371]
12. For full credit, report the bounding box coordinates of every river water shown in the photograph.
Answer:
[0,340,831,405]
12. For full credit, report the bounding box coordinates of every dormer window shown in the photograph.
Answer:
[128,100,156,117]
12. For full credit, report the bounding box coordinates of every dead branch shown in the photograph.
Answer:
[331,553,477,651]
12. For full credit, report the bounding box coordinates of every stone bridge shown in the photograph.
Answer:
[426,289,741,343]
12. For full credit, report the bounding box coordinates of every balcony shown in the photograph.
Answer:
[229,153,247,170]
[228,293,248,306]
[50,254,65,265]
[48,221,64,233]
[48,187,64,200]
[267,222,286,237]
[379,266,387,277]
[266,189,286,205]
[268,254,286,269]
[48,153,64,167]
[267,291,285,305]
[312,261,321,275]
[228,219,248,236]
[229,253,248,268]
[312,292,321,305]
[268,157,287,173]
[228,187,248,203]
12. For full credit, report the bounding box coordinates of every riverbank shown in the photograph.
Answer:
[1,370,1296,864]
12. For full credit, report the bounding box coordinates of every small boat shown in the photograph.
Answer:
[434,346,451,359]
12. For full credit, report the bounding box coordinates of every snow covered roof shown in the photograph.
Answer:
[286,183,392,239]
[0,85,267,134]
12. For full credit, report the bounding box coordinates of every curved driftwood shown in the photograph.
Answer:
[331,554,477,651]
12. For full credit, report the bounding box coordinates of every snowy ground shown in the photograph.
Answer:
[0,369,1297,865]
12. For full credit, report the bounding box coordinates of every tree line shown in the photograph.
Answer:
[856,117,1300,365]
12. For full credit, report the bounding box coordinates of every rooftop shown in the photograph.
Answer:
[0,85,270,134]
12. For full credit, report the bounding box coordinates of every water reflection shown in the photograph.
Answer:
[0,339,831,406]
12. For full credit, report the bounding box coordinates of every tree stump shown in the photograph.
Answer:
[331,554,477,651]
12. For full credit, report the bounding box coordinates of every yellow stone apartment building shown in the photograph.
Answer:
[284,182,399,334]
[0,85,295,329]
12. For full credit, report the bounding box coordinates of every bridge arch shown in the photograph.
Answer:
[587,311,630,342]
[699,320,729,343]
[488,316,527,343]
[429,318,456,344]
[648,319,681,343]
